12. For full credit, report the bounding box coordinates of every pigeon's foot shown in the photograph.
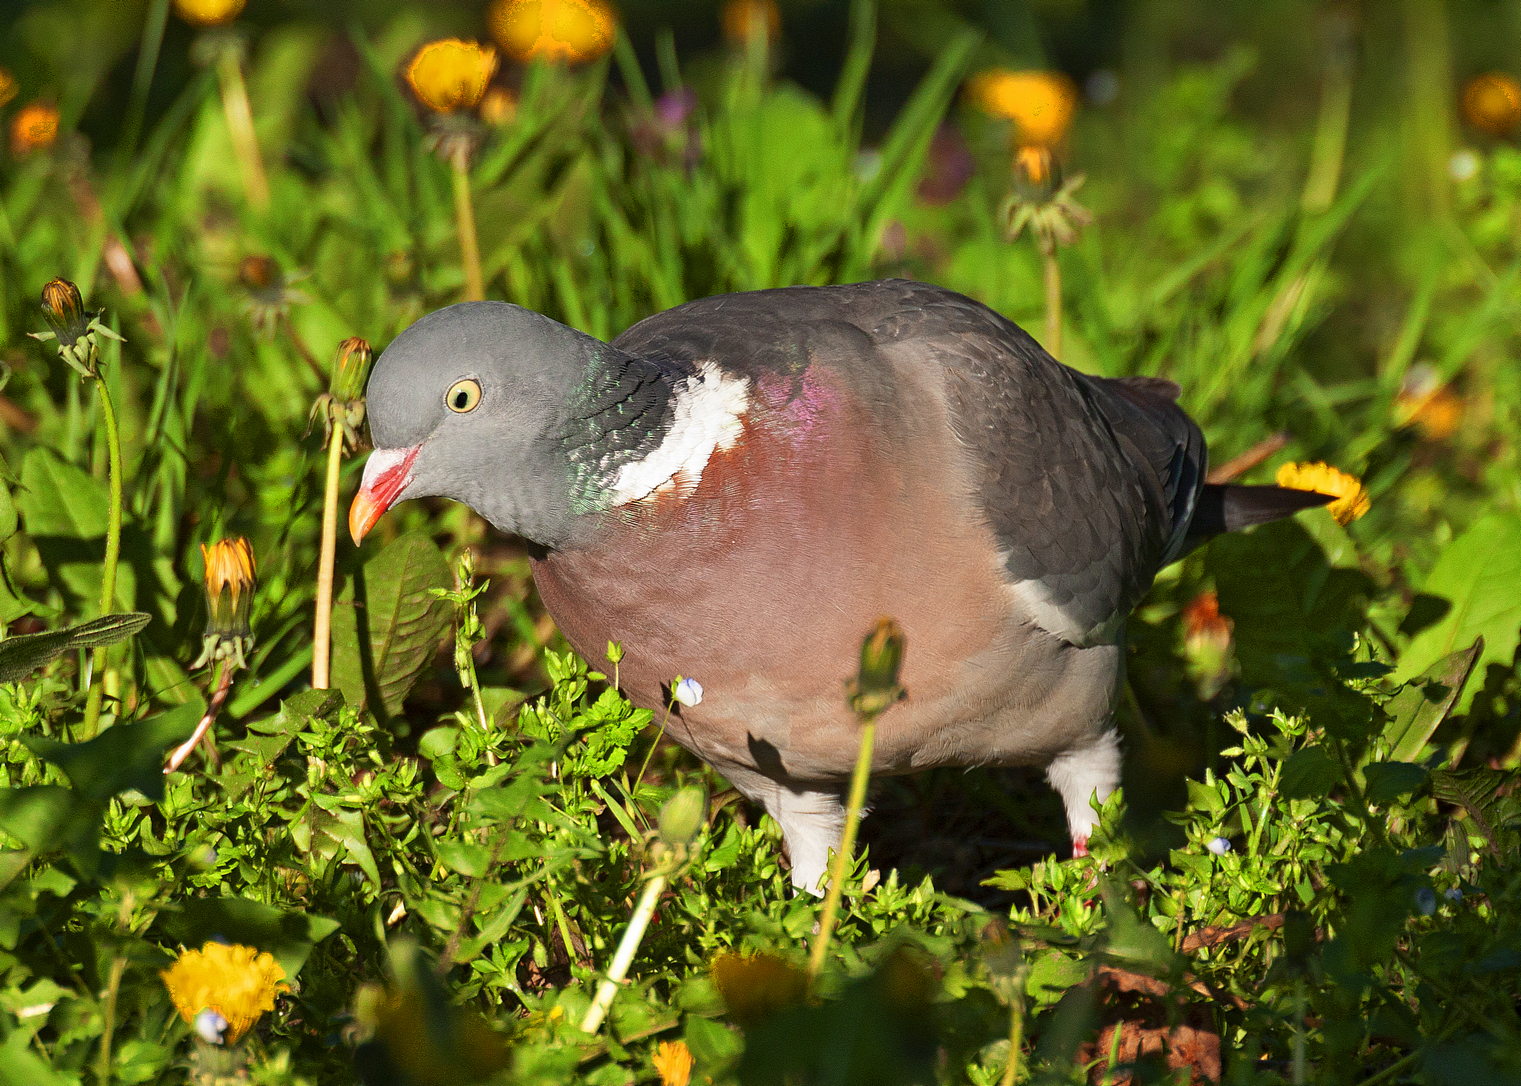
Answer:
[1071,836,1089,859]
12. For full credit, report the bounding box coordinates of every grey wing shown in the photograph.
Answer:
[872,284,1206,645]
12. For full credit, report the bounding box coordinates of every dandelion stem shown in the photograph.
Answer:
[81,376,123,739]
[312,426,345,689]
[807,719,877,985]
[451,143,485,302]
[580,871,668,1034]
[216,50,269,210]
[1000,975,1026,1086]
[164,661,234,774]
[96,952,128,1083]
[1042,246,1062,359]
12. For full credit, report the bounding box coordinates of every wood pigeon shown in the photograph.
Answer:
[349,280,1327,892]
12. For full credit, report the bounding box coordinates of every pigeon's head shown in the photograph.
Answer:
[349,301,615,549]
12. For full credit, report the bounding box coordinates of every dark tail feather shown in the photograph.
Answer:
[1182,483,1333,553]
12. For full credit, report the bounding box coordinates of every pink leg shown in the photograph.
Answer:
[1071,835,1089,859]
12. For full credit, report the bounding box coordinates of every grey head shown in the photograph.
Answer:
[352,301,681,549]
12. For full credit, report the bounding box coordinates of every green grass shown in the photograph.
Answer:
[1,1,1521,1083]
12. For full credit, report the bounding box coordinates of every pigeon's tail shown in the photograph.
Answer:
[1181,483,1333,553]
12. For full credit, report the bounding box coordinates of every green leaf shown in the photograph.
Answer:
[0,612,152,682]
[1382,638,1484,762]
[1363,762,1430,805]
[1395,514,1521,711]
[1207,520,1373,692]
[0,1029,77,1086]
[1281,747,1343,799]
[160,896,340,982]
[17,447,131,612]
[24,701,202,803]
[330,532,453,718]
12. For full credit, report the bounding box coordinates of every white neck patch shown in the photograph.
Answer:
[607,361,750,506]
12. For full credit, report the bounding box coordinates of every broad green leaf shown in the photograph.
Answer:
[0,1029,76,1086]
[330,532,452,718]
[1381,638,1484,762]
[160,896,340,982]
[0,611,151,682]
[1280,747,1342,799]
[1207,520,1374,692]
[24,701,203,803]
[17,447,133,612]
[1394,514,1521,712]
[1363,762,1429,806]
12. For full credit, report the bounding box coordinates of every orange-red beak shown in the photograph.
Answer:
[349,445,421,545]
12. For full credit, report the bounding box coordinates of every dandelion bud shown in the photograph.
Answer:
[195,538,256,670]
[330,337,373,402]
[237,254,279,292]
[652,1040,694,1086]
[658,785,708,847]
[847,617,907,719]
[40,278,88,348]
[722,0,781,44]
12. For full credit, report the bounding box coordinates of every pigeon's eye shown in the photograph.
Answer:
[445,378,482,413]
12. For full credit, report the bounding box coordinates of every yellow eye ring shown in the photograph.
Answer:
[445,378,482,413]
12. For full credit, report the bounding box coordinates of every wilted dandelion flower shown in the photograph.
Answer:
[722,0,780,44]
[237,254,310,338]
[968,70,1077,147]
[195,538,256,669]
[709,951,808,1026]
[406,40,499,114]
[173,0,245,27]
[10,101,59,156]
[0,69,17,109]
[489,0,617,65]
[161,942,288,1044]
[1462,72,1521,136]
[1275,461,1370,526]
[653,1040,694,1086]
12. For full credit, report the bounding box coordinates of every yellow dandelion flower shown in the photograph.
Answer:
[709,951,807,1026]
[967,69,1077,147]
[1275,461,1370,526]
[160,942,288,1043]
[172,0,245,27]
[10,101,60,156]
[1462,72,1521,136]
[653,1040,694,1086]
[0,69,17,109]
[406,40,499,114]
[721,0,780,44]
[488,0,618,65]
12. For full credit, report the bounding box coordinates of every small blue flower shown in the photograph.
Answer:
[674,677,703,707]
[1414,887,1437,916]
[1206,836,1232,855]
[1445,887,1464,903]
[194,1008,229,1044]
